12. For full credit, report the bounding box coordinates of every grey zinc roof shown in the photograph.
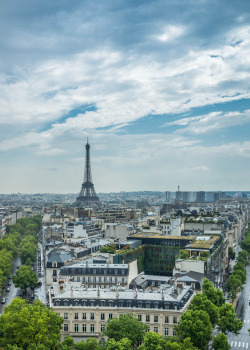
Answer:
[51,282,191,303]
[47,249,74,263]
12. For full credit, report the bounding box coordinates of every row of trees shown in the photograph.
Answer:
[0,216,41,293]
[241,224,250,253]
[226,249,249,302]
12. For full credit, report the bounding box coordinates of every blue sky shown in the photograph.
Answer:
[0,0,250,193]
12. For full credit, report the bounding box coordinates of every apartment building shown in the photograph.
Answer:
[59,261,138,289]
[49,282,194,342]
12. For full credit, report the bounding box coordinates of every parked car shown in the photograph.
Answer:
[6,287,10,292]
[1,297,6,304]
[7,281,11,286]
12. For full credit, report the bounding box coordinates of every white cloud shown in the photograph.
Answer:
[165,110,250,134]
[155,25,185,42]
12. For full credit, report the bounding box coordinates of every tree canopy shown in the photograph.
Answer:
[0,298,63,350]
[174,310,212,350]
[211,333,231,350]
[104,314,148,348]
[201,278,225,307]
[189,293,219,327]
[12,265,38,291]
[217,303,242,334]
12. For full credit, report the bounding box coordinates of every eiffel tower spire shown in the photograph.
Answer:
[75,140,100,207]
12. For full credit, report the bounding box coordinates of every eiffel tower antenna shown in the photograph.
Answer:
[75,139,100,207]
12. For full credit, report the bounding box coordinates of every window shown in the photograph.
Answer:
[53,262,57,267]
[88,277,91,282]
[77,276,80,282]
[82,324,86,333]
[154,302,159,309]
[93,277,96,282]
[173,330,176,336]
[74,313,78,320]
[53,270,57,276]
[154,316,158,323]
[165,316,169,324]
[74,324,79,333]
[146,315,150,322]
[104,277,107,282]
[173,316,178,324]
[138,315,142,321]
[101,324,105,332]
[90,324,95,333]
[101,313,105,320]
[99,277,102,282]
[53,278,57,282]
[154,327,158,333]
[165,328,169,336]
[109,313,113,319]
[90,312,95,320]
[64,324,68,332]
[83,277,85,283]
[64,313,68,319]
[82,313,86,320]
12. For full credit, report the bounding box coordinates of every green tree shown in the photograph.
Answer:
[179,249,189,259]
[0,249,13,277]
[0,237,18,257]
[104,338,133,350]
[19,242,37,264]
[226,274,243,302]
[232,268,246,284]
[0,298,63,349]
[237,250,249,265]
[59,336,74,350]
[12,265,38,292]
[241,238,250,254]
[202,278,225,307]
[104,314,149,348]
[189,294,219,327]
[138,332,165,350]
[75,338,100,350]
[228,247,235,260]
[175,310,212,350]
[217,303,242,334]
[211,333,230,350]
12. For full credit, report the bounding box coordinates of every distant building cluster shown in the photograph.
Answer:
[0,142,249,341]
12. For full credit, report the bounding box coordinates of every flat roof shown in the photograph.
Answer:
[131,233,195,240]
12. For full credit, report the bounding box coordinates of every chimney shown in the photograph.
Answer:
[134,287,137,299]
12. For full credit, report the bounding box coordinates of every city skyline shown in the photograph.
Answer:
[0,1,250,193]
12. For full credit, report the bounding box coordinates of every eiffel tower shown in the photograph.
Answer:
[75,140,100,207]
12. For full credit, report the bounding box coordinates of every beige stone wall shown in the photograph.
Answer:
[53,305,189,341]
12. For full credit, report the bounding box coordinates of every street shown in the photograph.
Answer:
[227,264,250,349]
[0,256,20,314]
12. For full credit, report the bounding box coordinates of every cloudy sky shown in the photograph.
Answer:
[0,0,250,194]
